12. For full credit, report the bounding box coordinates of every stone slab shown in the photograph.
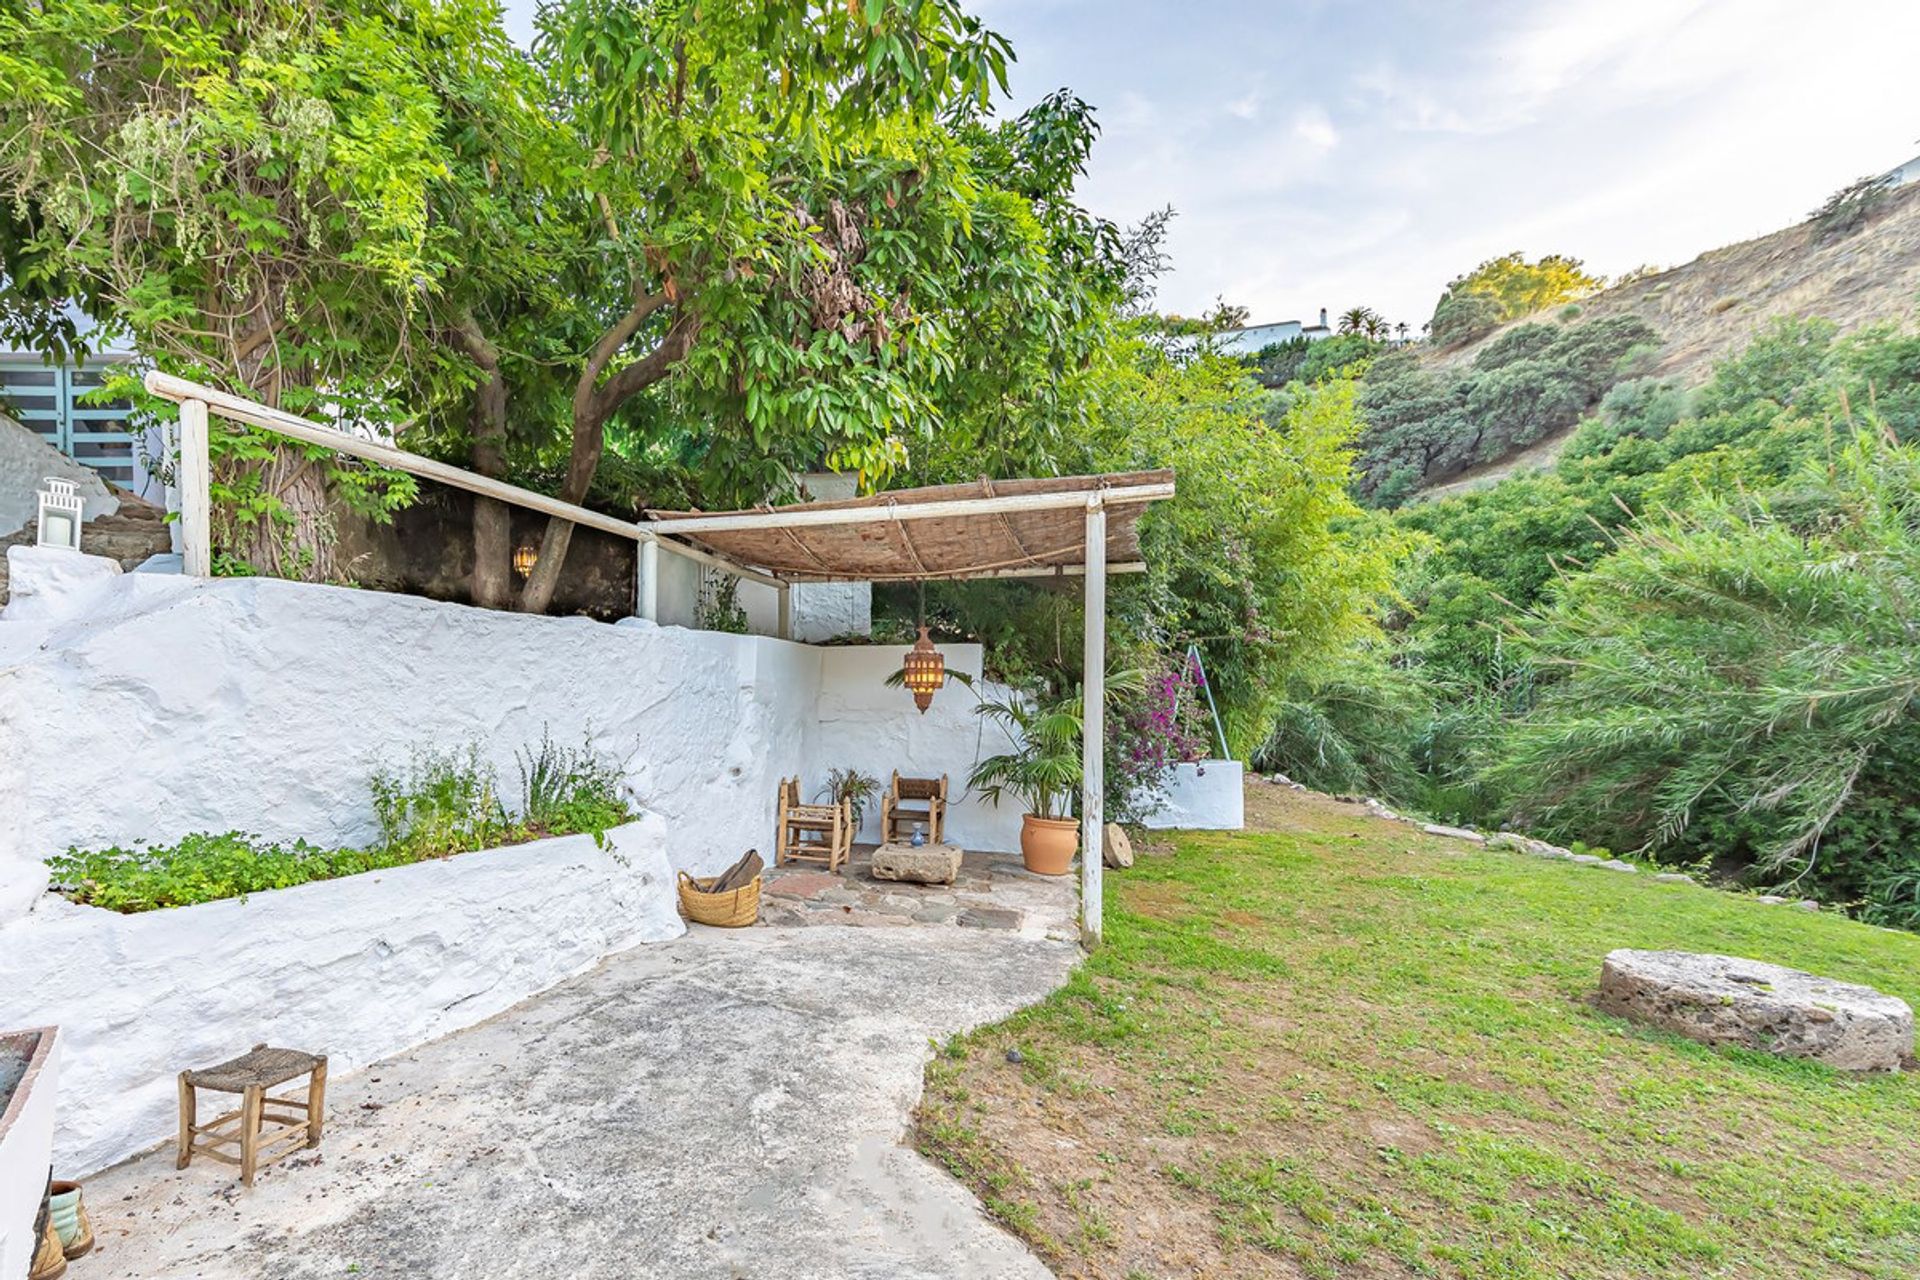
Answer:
[871,841,964,885]
[1596,949,1914,1072]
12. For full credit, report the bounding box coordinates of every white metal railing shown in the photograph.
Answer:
[143,372,787,627]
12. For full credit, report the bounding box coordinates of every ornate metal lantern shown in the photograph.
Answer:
[512,543,539,580]
[901,625,946,713]
[35,477,84,551]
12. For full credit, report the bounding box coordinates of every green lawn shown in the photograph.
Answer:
[916,786,1920,1280]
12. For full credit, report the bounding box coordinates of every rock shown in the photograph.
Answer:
[1598,859,1638,873]
[1796,899,1821,912]
[1652,873,1695,884]
[1269,773,1293,786]
[1567,853,1603,865]
[956,906,1022,931]
[870,842,962,885]
[1103,823,1134,869]
[1596,949,1914,1072]
[1422,823,1486,844]
[1756,895,1789,905]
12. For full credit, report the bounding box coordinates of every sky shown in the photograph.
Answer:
[504,0,1920,330]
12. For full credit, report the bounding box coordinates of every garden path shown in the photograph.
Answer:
[77,926,1076,1279]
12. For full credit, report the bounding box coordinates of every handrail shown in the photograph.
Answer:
[143,371,784,590]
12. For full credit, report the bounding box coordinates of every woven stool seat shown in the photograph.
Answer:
[177,1043,327,1185]
[183,1046,323,1094]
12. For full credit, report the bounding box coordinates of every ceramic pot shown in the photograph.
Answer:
[1020,814,1079,876]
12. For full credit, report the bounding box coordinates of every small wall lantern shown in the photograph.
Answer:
[512,543,539,580]
[35,477,84,551]
[902,625,946,713]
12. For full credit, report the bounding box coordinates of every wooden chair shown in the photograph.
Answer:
[177,1044,326,1186]
[881,772,949,846]
[775,776,853,872]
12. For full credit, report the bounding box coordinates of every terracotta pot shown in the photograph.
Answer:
[1020,814,1079,876]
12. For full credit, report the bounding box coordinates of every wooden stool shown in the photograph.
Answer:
[177,1044,327,1185]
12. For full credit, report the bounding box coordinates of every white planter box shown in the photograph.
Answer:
[1138,760,1245,830]
[0,1026,59,1280]
[0,819,680,1175]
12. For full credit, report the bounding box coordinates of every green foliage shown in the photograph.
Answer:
[1252,645,1432,803]
[1809,174,1896,241]
[971,671,1145,820]
[1427,252,1603,347]
[370,744,510,860]
[45,832,422,913]
[50,734,637,912]
[1484,429,1920,888]
[971,691,1094,821]
[816,766,881,828]
[1355,314,1656,501]
[516,731,632,843]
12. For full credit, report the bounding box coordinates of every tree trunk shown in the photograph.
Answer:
[456,316,514,609]
[217,358,339,581]
[516,305,698,615]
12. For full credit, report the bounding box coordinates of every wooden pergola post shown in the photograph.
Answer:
[1081,495,1106,945]
[636,536,659,622]
[178,398,212,578]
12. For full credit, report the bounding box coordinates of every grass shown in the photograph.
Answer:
[916,785,1920,1279]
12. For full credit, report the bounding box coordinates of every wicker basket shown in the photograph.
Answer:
[677,871,762,928]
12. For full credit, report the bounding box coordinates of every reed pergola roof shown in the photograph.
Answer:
[646,470,1174,583]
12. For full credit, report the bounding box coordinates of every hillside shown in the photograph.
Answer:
[1417,181,1920,499]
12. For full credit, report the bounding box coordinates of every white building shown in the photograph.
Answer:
[1881,152,1920,188]
[1208,308,1333,356]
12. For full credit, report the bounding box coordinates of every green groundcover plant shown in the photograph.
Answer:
[48,733,635,913]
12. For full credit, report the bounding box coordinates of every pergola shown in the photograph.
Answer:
[648,471,1175,942]
[145,372,1175,942]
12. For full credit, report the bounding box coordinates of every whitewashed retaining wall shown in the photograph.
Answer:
[0,820,679,1175]
[1139,760,1245,830]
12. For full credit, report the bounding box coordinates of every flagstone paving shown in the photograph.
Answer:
[760,846,1080,943]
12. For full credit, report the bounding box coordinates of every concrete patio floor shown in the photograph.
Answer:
[77,926,1079,1279]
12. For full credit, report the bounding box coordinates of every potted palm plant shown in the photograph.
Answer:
[969,691,1091,876]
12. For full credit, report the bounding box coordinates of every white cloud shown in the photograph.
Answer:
[1226,89,1264,121]
[1292,107,1339,151]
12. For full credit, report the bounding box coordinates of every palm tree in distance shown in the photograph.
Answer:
[1338,305,1380,336]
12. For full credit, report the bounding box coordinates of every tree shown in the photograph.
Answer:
[1339,306,1383,337]
[1485,429,1920,892]
[1427,252,1602,348]
[0,0,509,575]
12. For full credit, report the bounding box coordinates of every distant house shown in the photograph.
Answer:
[1209,308,1333,356]
[1882,152,1920,188]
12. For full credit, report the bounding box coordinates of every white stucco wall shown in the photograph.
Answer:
[1138,760,1245,830]
[811,645,1026,853]
[0,549,1021,913]
[0,819,680,1175]
[0,1029,59,1280]
[0,416,118,537]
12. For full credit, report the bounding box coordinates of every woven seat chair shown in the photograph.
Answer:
[178,1044,327,1186]
[881,771,949,845]
[775,776,853,871]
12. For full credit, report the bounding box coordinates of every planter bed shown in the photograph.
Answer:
[0,818,680,1174]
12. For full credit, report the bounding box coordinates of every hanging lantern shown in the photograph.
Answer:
[901,625,946,713]
[512,543,539,580]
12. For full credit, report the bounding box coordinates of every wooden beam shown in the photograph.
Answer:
[1081,497,1107,946]
[144,371,786,589]
[773,561,1148,585]
[650,481,1175,536]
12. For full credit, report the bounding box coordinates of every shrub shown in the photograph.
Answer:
[53,734,639,912]
[370,743,508,859]
[45,832,419,913]
[517,731,633,842]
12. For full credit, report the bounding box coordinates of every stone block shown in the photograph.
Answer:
[1596,949,1913,1072]
[870,842,963,885]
